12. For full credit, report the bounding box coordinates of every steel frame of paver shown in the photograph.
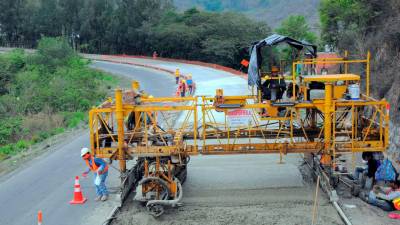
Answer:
[88,54,389,216]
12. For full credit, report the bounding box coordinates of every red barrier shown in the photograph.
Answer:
[110,54,247,79]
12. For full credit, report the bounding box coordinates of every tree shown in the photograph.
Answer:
[319,0,371,46]
[0,0,27,42]
[148,9,270,67]
[34,0,61,37]
[79,0,114,53]
[58,0,82,36]
[275,15,317,43]
[0,0,270,68]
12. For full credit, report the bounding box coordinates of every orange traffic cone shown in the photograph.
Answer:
[37,210,42,225]
[70,176,87,204]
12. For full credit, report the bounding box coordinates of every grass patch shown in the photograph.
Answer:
[63,111,87,128]
[0,37,118,160]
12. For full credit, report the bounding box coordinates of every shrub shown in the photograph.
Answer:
[15,140,29,150]
[0,144,14,156]
[0,117,23,145]
[30,37,75,71]
[63,111,87,128]
[0,37,117,160]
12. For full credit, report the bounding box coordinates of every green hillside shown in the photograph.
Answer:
[173,0,320,29]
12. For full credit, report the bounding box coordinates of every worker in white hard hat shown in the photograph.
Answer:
[81,147,109,201]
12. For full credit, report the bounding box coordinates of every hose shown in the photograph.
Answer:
[303,154,353,225]
[332,201,353,225]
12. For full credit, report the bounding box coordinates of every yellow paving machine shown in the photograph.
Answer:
[88,35,389,216]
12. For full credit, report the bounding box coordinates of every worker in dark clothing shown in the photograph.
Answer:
[261,66,286,101]
[354,152,380,189]
[366,153,379,179]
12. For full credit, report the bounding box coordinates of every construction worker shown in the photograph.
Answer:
[261,66,286,101]
[186,74,193,94]
[175,68,180,84]
[179,79,186,97]
[81,147,109,201]
[360,181,400,211]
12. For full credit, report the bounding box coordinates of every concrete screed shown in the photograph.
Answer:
[92,56,344,225]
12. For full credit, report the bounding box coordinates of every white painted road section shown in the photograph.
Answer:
[0,56,303,225]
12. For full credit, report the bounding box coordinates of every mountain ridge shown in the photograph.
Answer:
[173,0,320,29]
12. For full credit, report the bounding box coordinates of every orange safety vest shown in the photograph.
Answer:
[85,156,108,174]
[393,197,400,210]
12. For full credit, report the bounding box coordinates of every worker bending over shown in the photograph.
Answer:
[175,68,180,84]
[261,66,286,101]
[81,147,109,201]
[361,181,400,211]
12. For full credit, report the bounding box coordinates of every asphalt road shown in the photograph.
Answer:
[0,61,176,225]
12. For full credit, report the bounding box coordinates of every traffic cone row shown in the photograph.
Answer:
[69,176,87,204]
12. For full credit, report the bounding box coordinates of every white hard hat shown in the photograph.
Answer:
[80,147,90,157]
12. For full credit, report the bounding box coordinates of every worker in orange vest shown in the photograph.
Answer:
[175,68,180,84]
[81,147,109,201]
